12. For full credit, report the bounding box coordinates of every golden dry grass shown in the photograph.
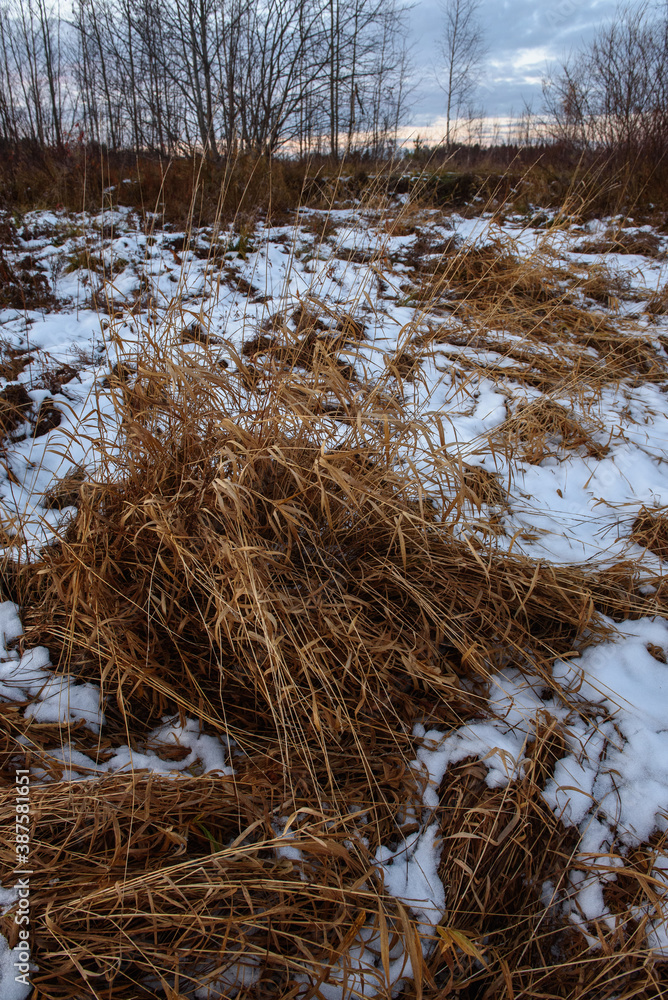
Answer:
[0,773,425,999]
[647,283,668,316]
[410,234,667,395]
[19,345,624,749]
[2,187,668,998]
[575,229,665,259]
[632,507,668,560]
[1,333,662,997]
[490,399,609,465]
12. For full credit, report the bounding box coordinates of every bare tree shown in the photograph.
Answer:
[0,0,75,146]
[327,0,412,159]
[365,1,413,156]
[437,0,487,149]
[0,6,21,141]
[543,2,668,161]
[0,0,412,156]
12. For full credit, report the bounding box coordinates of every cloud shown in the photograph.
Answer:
[409,0,619,119]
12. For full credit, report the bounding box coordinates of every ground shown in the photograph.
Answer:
[0,189,667,998]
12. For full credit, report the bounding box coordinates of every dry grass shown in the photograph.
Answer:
[0,772,425,999]
[0,247,56,310]
[1,325,662,996]
[19,344,614,746]
[428,754,668,1000]
[241,304,363,381]
[632,507,668,560]
[0,148,344,227]
[409,233,667,395]
[0,382,32,436]
[2,188,668,998]
[491,399,609,465]
[647,283,668,316]
[575,229,665,258]
[0,341,34,381]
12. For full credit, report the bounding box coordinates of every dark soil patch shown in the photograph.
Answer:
[0,346,33,381]
[35,364,79,395]
[33,399,62,438]
[0,250,55,310]
[0,382,31,434]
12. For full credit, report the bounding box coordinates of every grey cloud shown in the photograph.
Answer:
[409,0,619,120]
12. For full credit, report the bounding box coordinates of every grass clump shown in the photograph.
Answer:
[409,231,667,393]
[575,229,665,258]
[3,316,662,997]
[491,399,609,465]
[0,773,419,999]
[647,283,668,316]
[632,507,668,560]
[2,191,668,998]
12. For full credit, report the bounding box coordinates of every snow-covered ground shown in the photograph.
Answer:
[1,203,668,997]
[2,205,667,566]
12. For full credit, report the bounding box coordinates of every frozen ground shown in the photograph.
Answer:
[1,205,667,565]
[1,203,668,996]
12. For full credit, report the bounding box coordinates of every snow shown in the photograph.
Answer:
[547,617,668,844]
[29,715,235,781]
[0,938,31,1000]
[294,920,415,999]
[0,636,104,732]
[0,882,31,999]
[23,672,104,732]
[635,858,668,956]
[406,616,668,948]
[375,824,446,935]
[1,205,666,569]
[0,602,23,660]
[0,885,18,916]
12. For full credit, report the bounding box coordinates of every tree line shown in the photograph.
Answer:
[542,1,668,164]
[0,0,412,158]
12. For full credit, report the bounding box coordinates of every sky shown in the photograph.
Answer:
[410,0,620,131]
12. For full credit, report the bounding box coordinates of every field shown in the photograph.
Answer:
[1,166,668,999]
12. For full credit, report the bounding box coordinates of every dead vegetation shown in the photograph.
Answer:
[647,283,668,316]
[491,399,609,465]
[632,506,668,560]
[0,382,32,435]
[1,193,668,998]
[241,304,365,382]
[575,229,665,258]
[407,235,668,392]
[0,382,61,441]
[432,754,668,1000]
[0,341,33,381]
[0,247,56,310]
[0,315,663,998]
[0,773,421,1000]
